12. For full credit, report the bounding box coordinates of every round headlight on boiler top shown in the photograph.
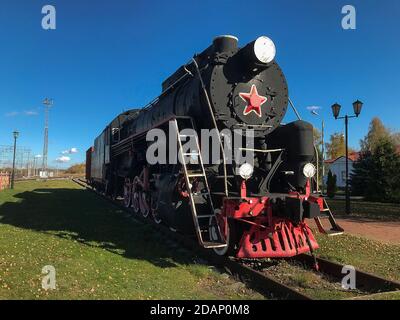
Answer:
[303,163,316,178]
[253,36,276,64]
[238,163,254,180]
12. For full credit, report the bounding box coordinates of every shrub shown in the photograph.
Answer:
[326,170,337,199]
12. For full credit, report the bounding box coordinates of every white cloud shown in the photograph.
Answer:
[5,111,19,117]
[61,147,78,154]
[56,156,71,163]
[306,106,321,111]
[24,110,38,116]
[5,110,38,117]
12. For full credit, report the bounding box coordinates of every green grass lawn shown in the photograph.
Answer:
[327,199,400,221]
[314,234,400,300]
[315,233,400,283]
[0,180,263,300]
[0,180,399,300]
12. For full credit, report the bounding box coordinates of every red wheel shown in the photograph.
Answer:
[131,176,140,213]
[151,194,162,224]
[123,178,131,208]
[209,210,236,256]
[131,191,140,213]
[139,192,150,218]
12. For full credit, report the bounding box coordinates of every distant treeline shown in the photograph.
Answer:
[65,163,85,174]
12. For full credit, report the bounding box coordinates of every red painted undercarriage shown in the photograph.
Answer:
[221,181,321,259]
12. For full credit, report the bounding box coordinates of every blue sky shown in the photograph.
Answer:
[0,0,399,167]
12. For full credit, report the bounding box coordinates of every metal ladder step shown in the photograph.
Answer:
[174,117,226,249]
[182,152,200,156]
[179,134,197,139]
[314,198,344,236]
[187,173,205,178]
[314,217,344,236]
[202,242,227,249]
[193,192,209,197]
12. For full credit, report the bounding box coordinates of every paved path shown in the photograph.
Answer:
[309,217,400,245]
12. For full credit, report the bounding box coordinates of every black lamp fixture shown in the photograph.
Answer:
[331,103,341,119]
[13,130,19,139]
[331,99,363,215]
[352,100,363,117]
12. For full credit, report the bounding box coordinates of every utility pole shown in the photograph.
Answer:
[11,131,19,189]
[42,98,53,177]
[321,119,325,194]
[310,110,325,194]
[27,151,31,178]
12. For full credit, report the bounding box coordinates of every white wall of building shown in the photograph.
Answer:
[324,156,354,188]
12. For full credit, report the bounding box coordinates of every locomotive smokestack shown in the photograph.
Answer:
[213,35,239,53]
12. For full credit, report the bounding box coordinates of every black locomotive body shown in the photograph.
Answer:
[86,35,342,259]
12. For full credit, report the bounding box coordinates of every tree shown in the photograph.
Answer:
[392,132,400,147]
[350,150,373,196]
[368,138,400,202]
[351,137,400,202]
[326,170,337,199]
[325,133,345,159]
[66,163,86,174]
[325,132,356,160]
[360,117,392,153]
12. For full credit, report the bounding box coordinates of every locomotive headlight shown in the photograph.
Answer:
[254,36,276,64]
[303,163,316,178]
[238,163,254,180]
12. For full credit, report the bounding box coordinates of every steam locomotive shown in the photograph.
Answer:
[86,35,343,259]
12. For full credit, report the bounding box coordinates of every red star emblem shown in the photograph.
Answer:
[239,85,267,117]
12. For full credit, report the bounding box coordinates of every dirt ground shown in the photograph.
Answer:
[309,217,400,245]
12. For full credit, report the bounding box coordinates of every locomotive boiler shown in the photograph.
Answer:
[86,35,343,259]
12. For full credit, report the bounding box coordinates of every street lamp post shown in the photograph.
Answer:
[311,110,325,194]
[331,100,363,215]
[11,131,19,189]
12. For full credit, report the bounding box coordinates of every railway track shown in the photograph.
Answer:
[72,178,400,300]
[15,176,78,182]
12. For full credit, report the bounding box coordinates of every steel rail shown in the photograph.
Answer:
[292,254,400,293]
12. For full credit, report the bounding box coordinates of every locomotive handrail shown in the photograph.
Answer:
[233,123,273,128]
[140,59,200,113]
[288,98,302,121]
[239,147,284,153]
[191,58,229,197]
